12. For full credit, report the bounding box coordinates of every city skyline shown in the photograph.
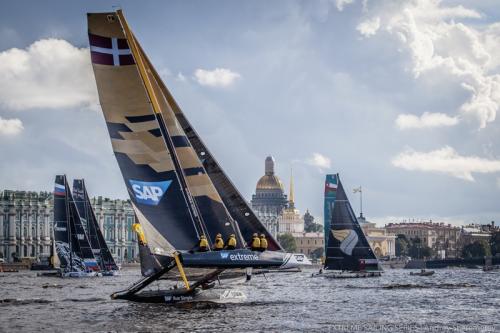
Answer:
[1,1,500,226]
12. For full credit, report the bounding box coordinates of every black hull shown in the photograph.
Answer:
[114,288,200,304]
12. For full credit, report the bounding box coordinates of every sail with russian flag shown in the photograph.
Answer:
[54,183,66,196]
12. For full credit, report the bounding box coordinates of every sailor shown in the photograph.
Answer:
[198,235,209,252]
[226,234,237,250]
[251,233,261,251]
[214,233,224,251]
[259,234,268,252]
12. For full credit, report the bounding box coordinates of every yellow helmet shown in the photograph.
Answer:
[230,234,235,237]
[216,233,222,238]
[253,233,258,237]
[200,235,206,239]
[260,234,265,238]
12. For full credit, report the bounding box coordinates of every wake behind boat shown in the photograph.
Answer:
[87,10,309,303]
[314,174,382,279]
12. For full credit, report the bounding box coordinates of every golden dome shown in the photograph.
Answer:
[256,175,284,191]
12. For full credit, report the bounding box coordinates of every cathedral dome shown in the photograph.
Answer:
[256,156,284,191]
[256,175,284,191]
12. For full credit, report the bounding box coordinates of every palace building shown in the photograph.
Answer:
[0,190,138,263]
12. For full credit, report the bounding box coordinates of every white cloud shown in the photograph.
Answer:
[0,117,23,135]
[358,0,500,128]
[392,146,500,181]
[396,112,459,130]
[356,16,380,37]
[0,38,97,110]
[194,68,241,87]
[306,153,331,170]
[335,0,355,12]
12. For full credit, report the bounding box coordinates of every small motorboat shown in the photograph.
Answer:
[410,269,435,276]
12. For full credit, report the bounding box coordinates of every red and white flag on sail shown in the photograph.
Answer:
[89,33,135,66]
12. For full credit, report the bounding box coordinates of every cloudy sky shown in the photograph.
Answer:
[1,0,499,226]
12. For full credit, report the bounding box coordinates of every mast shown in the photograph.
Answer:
[115,10,209,245]
[64,176,73,271]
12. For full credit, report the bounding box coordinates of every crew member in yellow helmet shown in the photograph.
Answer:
[259,234,268,252]
[226,234,237,250]
[132,223,146,245]
[251,233,261,251]
[214,233,224,251]
[198,235,209,252]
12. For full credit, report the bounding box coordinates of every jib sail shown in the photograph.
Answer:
[325,175,380,272]
[73,179,119,271]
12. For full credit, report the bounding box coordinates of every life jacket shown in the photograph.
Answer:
[214,237,224,249]
[227,236,237,248]
[251,236,261,249]
[260,237,268,250]
[199,237,208,248]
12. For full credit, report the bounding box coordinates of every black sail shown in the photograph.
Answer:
[325,175,380,272]
[73,179,119,271]
[54,175,99,272]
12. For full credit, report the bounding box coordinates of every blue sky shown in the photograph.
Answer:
[1,0,500,226]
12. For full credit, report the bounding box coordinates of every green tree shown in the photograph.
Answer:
[490,231,500,256]
[277,233,297,252]
[408,237,433,259]
[310,247,324,259]
[395,234,409,257]
[305,223,323,233]
[462,240,492,258]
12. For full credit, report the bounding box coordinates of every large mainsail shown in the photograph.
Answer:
[87,12,242,266]
[325,175,380,272]
[73,179,119,271]
[54,175,99,272]
[139,49,281,251]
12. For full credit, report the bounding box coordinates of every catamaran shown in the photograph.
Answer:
[53,175,101,278]
[315,174,382,278]
[73,179,120,276]
[87,10,309,303]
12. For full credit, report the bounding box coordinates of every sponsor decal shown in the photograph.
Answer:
[220,252,229,259]
[228,253,259,261]
[164,295,194,302]
[129,179,172,206]
[293,254,305,262]
[54,223,67,232]
[332,229,359,256]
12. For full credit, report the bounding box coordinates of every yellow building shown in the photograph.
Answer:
[292,232,324,257]
[358,216,396,258]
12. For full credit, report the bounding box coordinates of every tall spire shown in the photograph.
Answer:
[289,167,295,209]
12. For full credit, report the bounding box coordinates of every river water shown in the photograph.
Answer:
[0,267,498,332]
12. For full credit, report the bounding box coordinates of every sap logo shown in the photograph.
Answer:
[129,179,172,206]
[220,252,230,259]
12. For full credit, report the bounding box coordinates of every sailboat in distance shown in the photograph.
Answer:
[73,179,120,275]
[316,174,382,278]
[87,10,309,303]
[53,175,101,278]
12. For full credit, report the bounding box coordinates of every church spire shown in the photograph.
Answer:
[289,167,295,209]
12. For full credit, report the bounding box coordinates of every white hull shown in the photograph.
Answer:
[62,271,102,278]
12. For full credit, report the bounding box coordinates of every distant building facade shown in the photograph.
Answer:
[292,232,324,257]
[358,216,396,258]
[458,222,497,252]
[0,190,138,263]
[385,221,461,258]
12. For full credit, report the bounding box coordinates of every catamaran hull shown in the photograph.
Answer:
[312,270,382,279]
[117,288,246,304]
